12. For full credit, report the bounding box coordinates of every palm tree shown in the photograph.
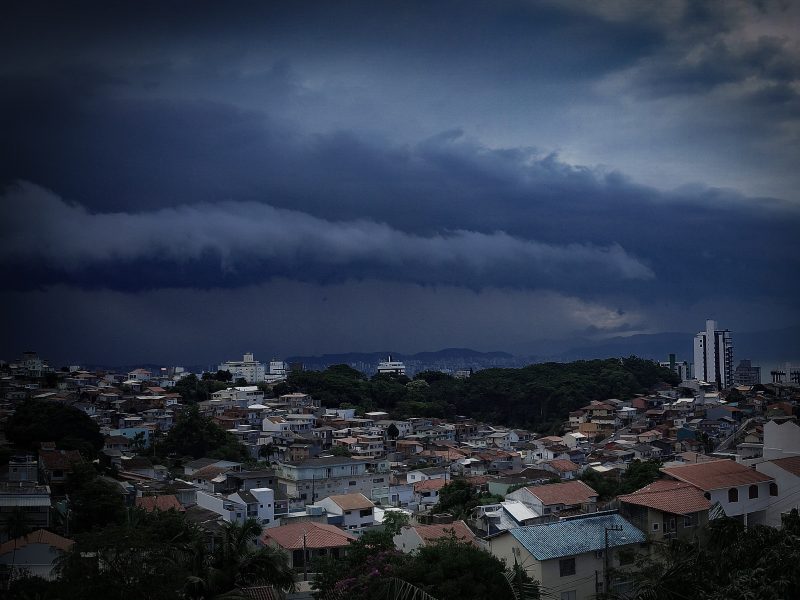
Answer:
[184,519,294,599]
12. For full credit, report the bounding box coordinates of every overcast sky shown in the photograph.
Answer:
[1,0,799,365]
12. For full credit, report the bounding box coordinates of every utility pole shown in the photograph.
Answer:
[302,530,308,581]
[604,525,624,596]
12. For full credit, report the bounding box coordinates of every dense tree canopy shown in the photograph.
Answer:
[279,357,679,430]
[172,373,233,403]
[617,512,800,600]
[8,512,294,600]
[5,400,104,455]
[157,404,249,461]
[433,478,503,519]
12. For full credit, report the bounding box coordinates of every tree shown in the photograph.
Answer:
[130,431,147,454]
[615,513,800,600]
[185,519,294,598]
[381,510,409,535]
[5,400,104,455]
[53,508,201,600]
[258,442,278,463]
[433,478,503,519]
[158,404,249,460]
[386,422,400,440]
[330,445,352,457]
[65,464,126,533]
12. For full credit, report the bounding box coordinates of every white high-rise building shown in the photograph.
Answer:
[693,319,733,389]
[218,353,266,383]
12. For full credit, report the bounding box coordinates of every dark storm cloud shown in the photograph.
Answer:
[1,0,799,363]
[0,181,654,292]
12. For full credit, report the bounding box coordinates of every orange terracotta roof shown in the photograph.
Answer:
[546,459,580,473]
[411,520,477,546]
[261,522,356,550]
[0,529,74,555]
[768,456,800,477]
[38,449,83,471]
[661,460,773,491]
[465,475,489,485]
[525,480,597,506]
[619,480,711,515]
[327,493,374,511]
[413,478,448,492]
[192,465,231,480]
[135,494,185,512]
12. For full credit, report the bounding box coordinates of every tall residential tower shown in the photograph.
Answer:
[693,319,733,389]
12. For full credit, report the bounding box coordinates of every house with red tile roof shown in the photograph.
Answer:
[393,520,478,553]
[505,480,598,518]
[0,529,74,581]
[413,477,448,509]
[619,480,710,541]
[38,449,83,486]
[260,522,356,569]
[661,460,775,526]
[135,494,185,513]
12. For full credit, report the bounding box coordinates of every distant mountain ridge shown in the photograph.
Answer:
[84,326,798,374]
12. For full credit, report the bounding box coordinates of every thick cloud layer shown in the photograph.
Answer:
[0,182,654,289]
[1,0,798,363]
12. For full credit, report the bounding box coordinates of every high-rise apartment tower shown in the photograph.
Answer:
[693,319,733,389]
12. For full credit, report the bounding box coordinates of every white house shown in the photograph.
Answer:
[762,419,800,460]
[211,386,265,407]
[755,456,800,527]
[196,487,275,526]
[313,493,375,531]
[407,467,448,484]
[661,460,775,526]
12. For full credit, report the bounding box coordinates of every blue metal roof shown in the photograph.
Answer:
[509,512,646,561]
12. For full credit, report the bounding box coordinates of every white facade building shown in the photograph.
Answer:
[211,386,265,407]
[218,353,266,383]
[264,360,288,383]
[693,319,733,389]
[377,355,406,376]
[196,487,275,526]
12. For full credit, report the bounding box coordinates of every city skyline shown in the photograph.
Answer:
[1,1,799,364]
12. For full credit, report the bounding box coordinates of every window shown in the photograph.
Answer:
[349,481,357,486]
[559,557,576,577]
[360,509,372,518]
[684,515,693,528]
[748,485,758,499]
[770,483,778,497]
[652,523,659,532]
[561,592,576,600]
[728,488,738,503]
